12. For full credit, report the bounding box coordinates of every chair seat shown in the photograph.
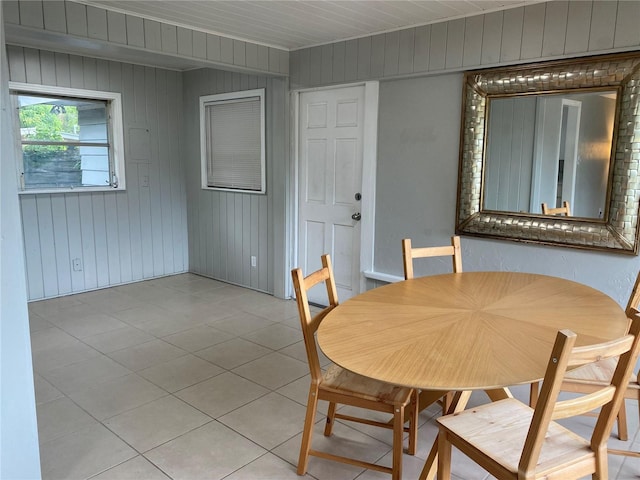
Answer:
[438,398,594,478]
[564,357,618,385]
[322,364,413,405]
[565,358,640,396]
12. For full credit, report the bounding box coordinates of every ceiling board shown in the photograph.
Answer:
[76,0,537,50]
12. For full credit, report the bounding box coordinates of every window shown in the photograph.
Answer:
[10,82,125,193]
[200,89,265,194]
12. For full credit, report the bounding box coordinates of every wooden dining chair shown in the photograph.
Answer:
[292,254,419,480]
[402,236,461,413]
[530,272,640,456]
[541,200,571,216]
[437,316,640,480]
[402,236,462,280]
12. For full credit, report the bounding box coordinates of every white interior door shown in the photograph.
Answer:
[298,85,365,304]
[559,99,581,211]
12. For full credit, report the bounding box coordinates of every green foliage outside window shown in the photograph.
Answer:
[19,103,79,150]
[19,102,82,187]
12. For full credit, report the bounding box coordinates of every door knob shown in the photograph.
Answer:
[351,212,361,221]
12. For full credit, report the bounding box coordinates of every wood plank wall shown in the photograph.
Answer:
[183,69,288,296]
[3,0,288,76]
[7,46,188,300]
[484,97,536,213]
[290,1,640,89]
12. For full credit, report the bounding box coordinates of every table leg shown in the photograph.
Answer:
[484,387,513,401]
[418,390,450,412]
[418,390,472,480]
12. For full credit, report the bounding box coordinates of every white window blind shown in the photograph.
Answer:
[200,89,265,194]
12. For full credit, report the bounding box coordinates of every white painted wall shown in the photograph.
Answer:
[0,11,41,479]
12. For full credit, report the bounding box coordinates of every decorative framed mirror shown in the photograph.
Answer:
[456,53,640,254]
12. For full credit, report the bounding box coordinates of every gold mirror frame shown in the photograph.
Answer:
[456,53,640,254]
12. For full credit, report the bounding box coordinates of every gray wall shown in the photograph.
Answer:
[0,11,41,478]
[291,0,640,307]
[375,74,462,276]
[7,46,189,300]
[183,69,288,297]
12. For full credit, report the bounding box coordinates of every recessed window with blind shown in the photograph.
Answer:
[200,89,266,194]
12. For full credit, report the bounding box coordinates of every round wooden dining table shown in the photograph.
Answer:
[316,271,629,479]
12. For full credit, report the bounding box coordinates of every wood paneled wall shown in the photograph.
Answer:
[183,69,288,297]
[484,96,536,213]
[290,1,640,89]
[7,46,188,300]
[3,0,288,76]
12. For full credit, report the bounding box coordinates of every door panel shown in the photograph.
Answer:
[304,220,325,274]
[332,224,354,289]
[334,139,357,205]
[306,140,327,203]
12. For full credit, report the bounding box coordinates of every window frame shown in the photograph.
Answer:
[9,82,126,194]
[199,89,266,194]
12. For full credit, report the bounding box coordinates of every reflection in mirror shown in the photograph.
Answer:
[483,90,616,218]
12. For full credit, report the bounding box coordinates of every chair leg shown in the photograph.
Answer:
[324,401,337,436]
[529,382,539,408]
[617,400,628,441]
[297,387,319,475]
[392,406,404,480]
[407,390,419,455]
[592,444,608,480]
[437,429,452,480]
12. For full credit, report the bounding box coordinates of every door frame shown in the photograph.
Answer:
[288,81,379,298]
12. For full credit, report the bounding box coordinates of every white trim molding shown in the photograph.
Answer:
[363,270,403,284]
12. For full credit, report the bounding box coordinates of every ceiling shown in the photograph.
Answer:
[75,0,537,51]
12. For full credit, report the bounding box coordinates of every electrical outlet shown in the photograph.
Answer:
[72,258,83,272]
[251,255,257,267]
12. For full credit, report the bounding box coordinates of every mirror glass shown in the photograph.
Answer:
[456,53,640,254]
[483,90,617,218]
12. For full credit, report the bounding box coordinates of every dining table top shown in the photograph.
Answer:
[316,271,629,391]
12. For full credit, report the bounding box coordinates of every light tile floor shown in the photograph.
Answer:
[29,273,640,479]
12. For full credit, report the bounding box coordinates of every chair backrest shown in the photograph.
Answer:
[291,254,339,383]
[625,272,640,317]
[402,236,462,280]
[541,201,571,216]
[519,315,640,474]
